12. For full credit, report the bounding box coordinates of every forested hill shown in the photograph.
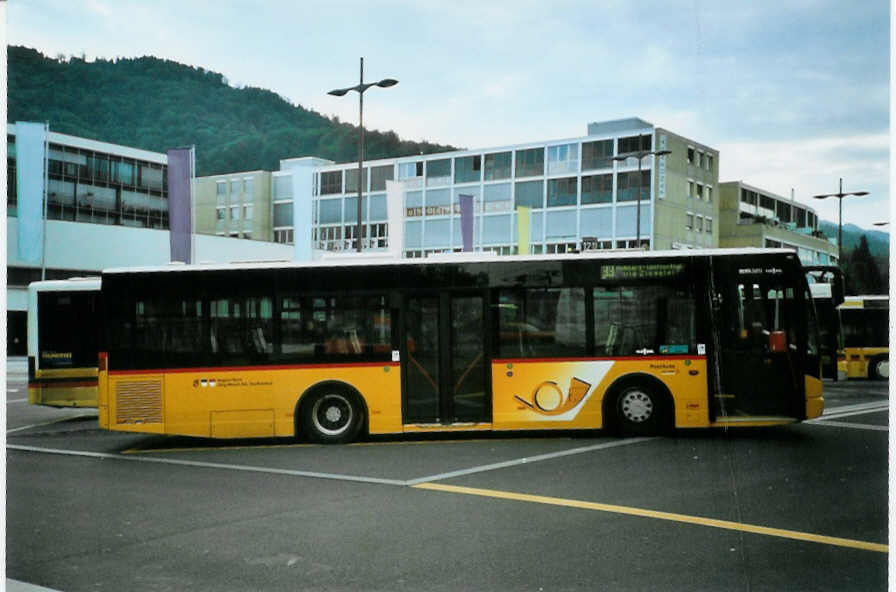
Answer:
[7,45,457,176]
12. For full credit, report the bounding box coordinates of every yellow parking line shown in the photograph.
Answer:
[414,483,888,554]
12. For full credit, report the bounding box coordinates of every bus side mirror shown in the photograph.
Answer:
[769,331,787,353]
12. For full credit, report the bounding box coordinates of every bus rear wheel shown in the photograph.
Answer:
[869,356,889,381]
[614,383,663,436]
[300,388,364,444]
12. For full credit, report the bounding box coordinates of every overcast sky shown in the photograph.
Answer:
[7,0,891,230]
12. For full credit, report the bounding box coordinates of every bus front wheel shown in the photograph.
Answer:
[300,387,364,444]
[613,383,664,436]
[869,356,889,381]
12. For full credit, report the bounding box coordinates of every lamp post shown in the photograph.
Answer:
[328,58,398,252]
[812,178,868,265]
[613,140,670,249]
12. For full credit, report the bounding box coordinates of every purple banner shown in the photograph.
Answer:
[459,194,473,252]
[167,148,193,264]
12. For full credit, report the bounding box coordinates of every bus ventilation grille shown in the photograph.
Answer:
[116,379,163,424]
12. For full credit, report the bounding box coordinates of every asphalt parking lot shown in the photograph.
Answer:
[5,359,889,591]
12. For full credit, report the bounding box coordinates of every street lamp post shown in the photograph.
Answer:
[328,58,398,252]
[612,139,670,249]
[812,178,868,265]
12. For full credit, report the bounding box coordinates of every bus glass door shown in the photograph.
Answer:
[711,263,804,419]
[403,292,489,424]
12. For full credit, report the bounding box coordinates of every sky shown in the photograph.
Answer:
[6,0,891,231]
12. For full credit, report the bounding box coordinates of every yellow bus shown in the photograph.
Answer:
[98,248,823,442]
[838,295,888,380]
[27,277,102,407]
[805,266,845,380]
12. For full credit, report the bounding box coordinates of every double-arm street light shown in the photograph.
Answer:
[612,141,670,249]
[328,58,398,252]
[812,178,868,265]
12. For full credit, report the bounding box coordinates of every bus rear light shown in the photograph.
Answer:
[98,352,108,372]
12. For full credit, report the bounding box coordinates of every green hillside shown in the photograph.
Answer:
[7,45,456,176]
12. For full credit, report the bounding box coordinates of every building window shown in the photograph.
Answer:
[696,184,703,200]
[706,186,712,203]
[216,207,226,221]
[370,165,394,191]
[705,217,713,233]
[581,174,613,204]
[244,204,253,220]
[616,170,651,202]
[706,155,713,171]
[618,134,651,154]
[244,178,253,195]
[455,155,481,184]
[547,143,578,175]
[547,177,577,207]
[515,180,544,209]
[399,161,423,179]
[688,180,694,198]
[484,151,512,180]
[216,181,226,197]
[345,168,369,193]
[320,171,342,195]
[697,152,704,168]
[230,205,240,220]
[582,139,613,170]
[515,147,544,178]
[686,213,694,230]
[687,147,695,164]
[426,158,451,187]
[230,179,241,194]
[696,216,703,232]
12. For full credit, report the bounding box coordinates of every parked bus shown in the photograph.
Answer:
[805,266,845,380]
[98,249,822,442]
[27,277,102,407]
[838,295,889,380]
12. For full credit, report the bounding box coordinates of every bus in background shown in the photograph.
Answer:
[97,249,822,443]
[805,265,845,380]
[27,277,102,407]
[838,295,889,380]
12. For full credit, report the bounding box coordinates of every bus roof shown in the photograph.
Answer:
[102,247,800,275]
[27,277,101,293]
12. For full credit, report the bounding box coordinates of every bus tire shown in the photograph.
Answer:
[869,355,888,381]
[608,378,669,436]
[298,385,365,444]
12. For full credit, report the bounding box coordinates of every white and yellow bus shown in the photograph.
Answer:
[27,277,102,407]
[98,249,822,443]
[838,295,888,380]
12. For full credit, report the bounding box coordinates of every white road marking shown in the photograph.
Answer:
[6,415,96,434]
[7,437,654,487]
[405,437,653,485]
[5,444,408,486]
[7,398,28,404]
[808,420,887,432]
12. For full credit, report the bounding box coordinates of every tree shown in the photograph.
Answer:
[843,235,884,295]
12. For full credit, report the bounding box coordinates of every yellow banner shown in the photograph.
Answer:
[517,206,530,255]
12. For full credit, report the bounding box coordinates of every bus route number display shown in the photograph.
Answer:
[600,263,684,281]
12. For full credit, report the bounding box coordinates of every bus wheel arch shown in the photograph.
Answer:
[602,373,674,436]
[296,381,368,444]
[869,355,889,381]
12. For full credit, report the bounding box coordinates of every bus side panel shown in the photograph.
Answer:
[104,372,166,435]
[490,358,710,431]
[158,363,403,438]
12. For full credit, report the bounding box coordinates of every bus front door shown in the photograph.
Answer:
[711,265,803,420]
[402,292,490,425]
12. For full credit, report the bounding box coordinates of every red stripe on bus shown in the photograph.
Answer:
[109,361,401,375]
[491,355,706,364]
